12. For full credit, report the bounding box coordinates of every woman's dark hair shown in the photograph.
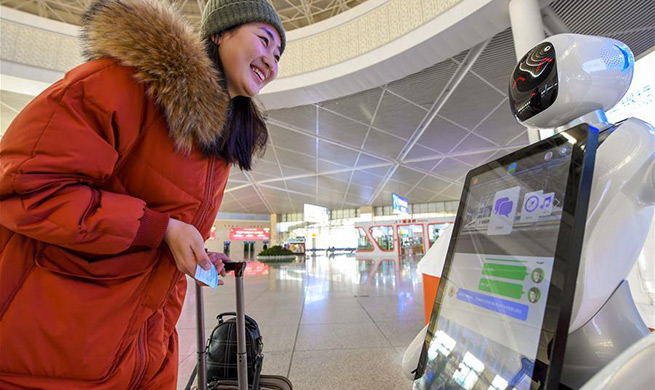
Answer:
[206,35,268,171]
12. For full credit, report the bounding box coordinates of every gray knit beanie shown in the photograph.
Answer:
[201,0,286,55]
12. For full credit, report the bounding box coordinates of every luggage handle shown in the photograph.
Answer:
[223,260,246,277]
[216,312,260,330]
[194,260,248,390]
[222,260,249,390]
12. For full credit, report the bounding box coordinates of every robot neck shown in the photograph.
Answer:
[554,109,612,133]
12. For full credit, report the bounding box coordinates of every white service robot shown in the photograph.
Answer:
[402,34,655,389]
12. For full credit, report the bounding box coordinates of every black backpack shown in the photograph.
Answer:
[206,312,264,388]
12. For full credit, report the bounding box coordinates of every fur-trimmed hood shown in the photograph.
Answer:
[80,0,229,152]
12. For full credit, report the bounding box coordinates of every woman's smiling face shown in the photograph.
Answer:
[215,22,281,98]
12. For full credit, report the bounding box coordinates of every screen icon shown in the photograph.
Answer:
[507,162,518,175]
[524,195,540,213]
[528,287,541,303]
[488,186,521,235]
[544,151,553,161]
[520,191,555,223]
[495,197,514,217]
[540,192,554,215]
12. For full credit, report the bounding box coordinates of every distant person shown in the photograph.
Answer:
[0,0,284,388]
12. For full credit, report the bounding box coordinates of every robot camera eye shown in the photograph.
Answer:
[509,41,559,122]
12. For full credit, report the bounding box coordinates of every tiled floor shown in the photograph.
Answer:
[176,254,426,390]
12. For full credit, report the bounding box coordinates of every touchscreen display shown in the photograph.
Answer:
[414,139,578,390]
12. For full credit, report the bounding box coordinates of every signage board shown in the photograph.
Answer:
[392,193,410,215]
[304,203,330,223]
[229,227,270,241]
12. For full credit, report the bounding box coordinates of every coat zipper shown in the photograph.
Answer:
[193,156,216,228]
[162,156,216,309]
[128,321,148,390]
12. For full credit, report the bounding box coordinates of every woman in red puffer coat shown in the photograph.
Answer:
[0,0,284,389]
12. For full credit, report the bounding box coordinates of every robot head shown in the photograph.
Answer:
[509,34,634,129]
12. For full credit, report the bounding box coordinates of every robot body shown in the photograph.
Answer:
[571,117,655,331]
[403,34,655,387]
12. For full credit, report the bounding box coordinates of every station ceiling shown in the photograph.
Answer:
[219,0,655,214]
[1,0,654,214]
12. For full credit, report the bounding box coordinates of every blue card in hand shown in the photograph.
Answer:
[194,264,219,289]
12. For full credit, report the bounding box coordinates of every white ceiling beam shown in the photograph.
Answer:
[225,161,393,193]
[339,87,387,209]
[366,39,491,205]
[399,40,489,161]
[36,0,46,18]
[318,103,409,142]
[266,121,297,212]
[176,0,191,12]
[400,163,462,187]
[328,0,339,17]
[242,170,273,213]
[425,127,530,203]
[449,56,508,98]
[259,183,361,207]
[279,0,306,15]
[226,191,248,210]
[402,144,521,164]
[259,183,315,199]
[196,0,205,14]
[298,0,315,25]
[268,114,463,188]
[227,156,465,198]
[41,0,86,14]
[1,101,20,114]
[267,118,394,163]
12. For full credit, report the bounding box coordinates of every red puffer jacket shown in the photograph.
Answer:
[0,1,231,389]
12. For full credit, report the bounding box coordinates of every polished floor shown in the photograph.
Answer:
[176,254,426,390]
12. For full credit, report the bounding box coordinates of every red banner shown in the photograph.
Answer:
[229,227,270,241]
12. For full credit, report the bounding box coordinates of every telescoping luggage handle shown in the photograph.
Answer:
[195,260,249,390]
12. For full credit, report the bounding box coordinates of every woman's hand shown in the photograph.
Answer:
[164,218,212,277]
[207,251,229,286]
[163,218,229,286]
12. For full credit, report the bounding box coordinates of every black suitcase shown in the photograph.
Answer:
[186,261,293,390]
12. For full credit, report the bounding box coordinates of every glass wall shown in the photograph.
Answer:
[276,203,457,250]
[374,200,459,221]
[356,227,373,251]
[427,223,449,247]
[369,225,394,251]
[398,224,424,256]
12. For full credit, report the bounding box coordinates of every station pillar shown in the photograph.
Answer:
[270,213,277,245]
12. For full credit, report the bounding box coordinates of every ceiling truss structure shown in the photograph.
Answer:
[0,0,368,31]
[366,40,491,206]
